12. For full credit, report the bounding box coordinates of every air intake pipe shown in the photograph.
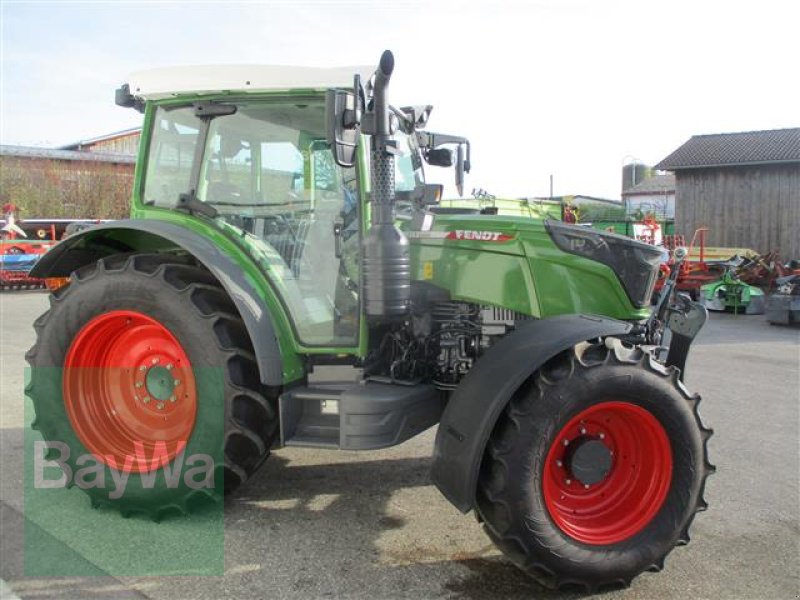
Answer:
[361,50,411,322]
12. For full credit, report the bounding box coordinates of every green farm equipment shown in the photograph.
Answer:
[701,260,766,314]
[27,51,713,591]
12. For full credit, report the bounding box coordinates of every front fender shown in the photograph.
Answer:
[31,219,284,387]
[431,314,632,513]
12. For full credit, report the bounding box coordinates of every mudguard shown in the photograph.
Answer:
[431,314,632,513]
[30,219,284,386]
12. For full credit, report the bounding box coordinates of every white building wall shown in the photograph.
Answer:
[624,192,675,219]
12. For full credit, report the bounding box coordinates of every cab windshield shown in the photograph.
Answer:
[143,100,352,211]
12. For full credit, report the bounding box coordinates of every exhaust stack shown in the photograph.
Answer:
[361,50,410,322]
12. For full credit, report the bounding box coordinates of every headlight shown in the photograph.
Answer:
[545,220,664,308]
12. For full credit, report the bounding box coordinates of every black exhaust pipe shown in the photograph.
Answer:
[362,50,410,322]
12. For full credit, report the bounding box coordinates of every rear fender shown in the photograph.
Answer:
[431,314,632,513]
[31,219,285,386]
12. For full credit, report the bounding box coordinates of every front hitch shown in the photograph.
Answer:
[646,247,709,380]
[665,295,708,377]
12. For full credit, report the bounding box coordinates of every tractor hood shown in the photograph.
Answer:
[405,213,658,321]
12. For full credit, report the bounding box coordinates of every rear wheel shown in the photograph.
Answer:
[26,254,279,518]
[476,340,714,592]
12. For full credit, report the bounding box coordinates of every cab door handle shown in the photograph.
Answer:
[333,222,343,258]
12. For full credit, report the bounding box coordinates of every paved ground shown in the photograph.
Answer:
[1,291,798,599]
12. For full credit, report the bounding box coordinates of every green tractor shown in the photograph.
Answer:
[27,51,713,591]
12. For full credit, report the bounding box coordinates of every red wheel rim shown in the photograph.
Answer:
[542,401,672,545]
[63,310,197,473]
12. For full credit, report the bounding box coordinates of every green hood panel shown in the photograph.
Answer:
[406,214,649,321]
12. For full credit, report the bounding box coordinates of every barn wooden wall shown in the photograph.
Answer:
[87,134,140,156]
[0,155,134,218]
[675,165,800,258]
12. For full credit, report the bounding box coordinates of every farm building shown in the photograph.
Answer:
[0,127,142,219]
[655,128,800,258]
[59,127,141,156]
[622,174,675,220]
[0,145,136,219]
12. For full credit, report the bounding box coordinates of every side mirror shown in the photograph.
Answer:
[326,89,359,168]
[426,148,453,167]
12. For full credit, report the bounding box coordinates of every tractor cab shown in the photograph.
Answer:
[117,62,471,350]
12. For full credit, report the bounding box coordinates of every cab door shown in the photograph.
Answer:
[192,100,361,348]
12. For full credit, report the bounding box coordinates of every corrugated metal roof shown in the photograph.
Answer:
[58,127,141,151]
[622,174,675,196]
[655,128,800,170]
[0,145,135,164]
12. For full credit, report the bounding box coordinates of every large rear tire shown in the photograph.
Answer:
[25,254,279,518]
[475,340,714,592]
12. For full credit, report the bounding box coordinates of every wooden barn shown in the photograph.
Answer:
[0,128,142,219]
[58,127,141,156]
[0,145,135,219]
[655,128,800,258]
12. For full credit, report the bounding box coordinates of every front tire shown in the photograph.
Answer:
[476,340,714,592]
[25,254,279,518]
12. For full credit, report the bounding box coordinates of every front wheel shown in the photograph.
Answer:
[476,340,714,592]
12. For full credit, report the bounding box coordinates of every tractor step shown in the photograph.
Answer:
[281,386,345,449]
[279,381,444,450]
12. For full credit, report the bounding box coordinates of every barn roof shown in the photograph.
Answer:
[655,128,800,170]
[622,174,675,196]
[0,145,136,164]
[58,127,141,151]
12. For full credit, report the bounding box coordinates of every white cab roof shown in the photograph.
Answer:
[126,64,373,100]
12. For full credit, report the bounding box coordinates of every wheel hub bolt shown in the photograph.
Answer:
[599,433,605,439]
[174,379,181,385]
[139,366,147,372]
[152,358,159,365]
[135,382,143,388]
[169,395,176,403]
[556,460,563,467]
[166,364,173,371]
[142,396,150,404]
[157,402,165,410]
[563,439,570,446]
[565,479,572,485]
[584,483,590,489]
[580,427,587,435]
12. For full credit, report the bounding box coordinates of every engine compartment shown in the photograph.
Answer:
[367,290,533,390]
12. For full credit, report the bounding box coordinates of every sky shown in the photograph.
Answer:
[1,0,799,200]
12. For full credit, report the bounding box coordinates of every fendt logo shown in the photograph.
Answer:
[446,230,514,242]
